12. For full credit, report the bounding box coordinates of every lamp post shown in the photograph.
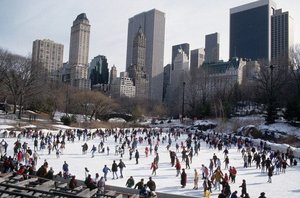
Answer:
[182,81,186,121]
[267,64,275,124]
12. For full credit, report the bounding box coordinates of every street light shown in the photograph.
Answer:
[182,81,186,120]
[267,64,275,124]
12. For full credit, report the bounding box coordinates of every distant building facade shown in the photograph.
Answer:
[127,27,149,99]
[172,43,190,68]
[190,48,205,73]
[110,72,136,98]
[271,9,294,64]
[69,13,91,89]
[205,32,220,63]
[230,0,293,64]
[230,0,276,61]
[163,64,171,102]
[109,65,117,84]
[126,9,165,101]
[89,55,109,88]
[166,49,189,116]
[32,39,64,81]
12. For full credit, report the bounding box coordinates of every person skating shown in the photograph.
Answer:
[193,169,199,190]
[147,177,156,192]
[135,149,140,164]
[204,187,211,198]
[62,161,69,178]
[258,192,266,198]
[134,178,144,190]
[91,144,96,158]
[214,168,223,191]
[102,165,111,181]
[229,166,237,183]
[118,159,126,178]
[126,176,135,188]
[267,165,274,183]
[239,179,247,197]
[175,158,181,176]
[230,191,238,198]
[150,161,158,176]
[181,168,187,188]
[112,160,118,179]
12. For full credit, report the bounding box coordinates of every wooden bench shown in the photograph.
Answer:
[130,194,140,198]
[76,188,98,198]
[37,180,55,190]
[105,190,116,196]
[57,182,68,188]
[115,194,123,198]
[17,178,38,186]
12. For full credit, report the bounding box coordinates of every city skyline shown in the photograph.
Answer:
[0,0,299,74]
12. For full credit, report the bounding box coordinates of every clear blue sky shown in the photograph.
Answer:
[0,0,299,73]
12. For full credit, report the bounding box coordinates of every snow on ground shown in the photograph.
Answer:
[0,125,14,129]
[258,122,300,138]
[52,124,77,130]
[3,129,300,198]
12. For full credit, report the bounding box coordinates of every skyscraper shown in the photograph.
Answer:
[69,13,91,89]
[32,39,64,81]
[230,0,277,61]
[167,49,189,116]
[89,55,109,87]
[172,43,190,68]
[190,48,205,73]
[271,9,294,64]
[126,9,165,101]
[110,65,117,84]
[205,32,219,63]
[128,27,149,99]
[163,64,171,102]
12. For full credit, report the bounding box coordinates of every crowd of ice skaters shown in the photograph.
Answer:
[0,127,298,198]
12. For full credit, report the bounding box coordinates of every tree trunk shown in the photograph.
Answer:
[18,94,23,119]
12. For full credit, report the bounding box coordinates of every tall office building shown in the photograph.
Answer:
[126,9,165,101]
[190,48,205,73]
[205,32,220,63]
[167,49,189,116]
[172,43,190,67]
[69,13,91,89]
[89,55,109,87]
[230,0,277,61]
[110,65,117,84]
[128,27,149,99]
[271,9,294,64]
[163,64,171,102]
[32,39,64,81]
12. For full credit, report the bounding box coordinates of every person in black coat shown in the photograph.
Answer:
[267,165,274,183]
[239,179,247,197]
[134,179,144,190]
[181,169,187,188]
[85,174,97,190]
[135,150,140,164]
[112,160,118,179]
[258,192,266,198]
[69,175,78,189]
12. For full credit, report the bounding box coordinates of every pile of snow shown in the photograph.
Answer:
[52,124,75,130]
[21,125,36,129]
[258,122,300,138]
[108,118,126,123]
[0,125,14,129]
